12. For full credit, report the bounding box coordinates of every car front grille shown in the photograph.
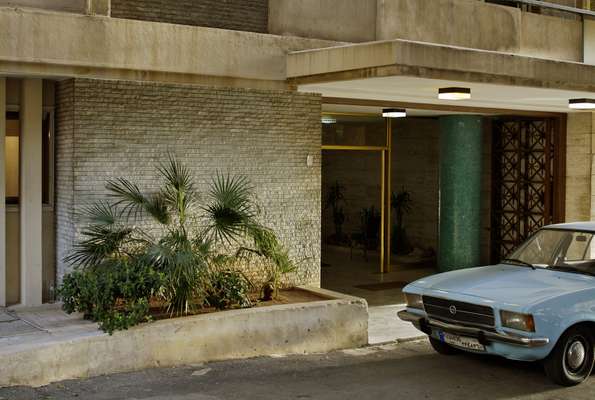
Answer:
[422,296,495,328]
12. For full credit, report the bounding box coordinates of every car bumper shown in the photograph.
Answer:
[397,310,549,348]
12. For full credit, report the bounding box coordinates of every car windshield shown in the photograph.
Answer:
[505,229,595,275]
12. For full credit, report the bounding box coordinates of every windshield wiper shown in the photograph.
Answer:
[550,266,595,277]
[502,258,536,270]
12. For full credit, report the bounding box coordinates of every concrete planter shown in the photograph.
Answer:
[0,287,368,387]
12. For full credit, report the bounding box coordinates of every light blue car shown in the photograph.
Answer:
[398,222,595,386]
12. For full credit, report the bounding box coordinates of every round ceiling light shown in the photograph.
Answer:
[438,87,471,100]
[382,108,407,118]
[569,99,595,110]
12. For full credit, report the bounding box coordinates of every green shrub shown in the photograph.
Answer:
[59,259,164,334]
[59,269,96,316]
[205,269,252,310]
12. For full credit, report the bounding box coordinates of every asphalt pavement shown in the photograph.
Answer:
[1,339,594,399]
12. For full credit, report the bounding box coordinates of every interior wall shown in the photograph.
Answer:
[321,151,382,241]
[5,136,18,198]
[5,211,18,304]
[391,117,440,253]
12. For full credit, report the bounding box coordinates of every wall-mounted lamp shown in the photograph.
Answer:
[568,98,595,110]
[321,116,337,124]
[382,108,407,118]
[438,87,471,100]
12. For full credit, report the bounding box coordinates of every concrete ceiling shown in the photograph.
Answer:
[322,103,476,117]
[302,76,595,115]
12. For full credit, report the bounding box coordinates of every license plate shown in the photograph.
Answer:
[438,331,485,352]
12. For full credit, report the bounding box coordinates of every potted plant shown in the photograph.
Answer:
[324,181,347,245]
[391,187,413,255]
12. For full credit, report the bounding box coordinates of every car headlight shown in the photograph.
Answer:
[500,310,535,332]
[405,293,424,310]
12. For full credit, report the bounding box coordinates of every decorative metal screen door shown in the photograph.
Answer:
[491,117,562,262]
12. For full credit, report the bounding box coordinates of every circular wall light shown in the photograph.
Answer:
[568,99,595,110]
[382,108,407,118]
[438,87,471,100]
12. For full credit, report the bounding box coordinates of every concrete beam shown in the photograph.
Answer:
[0,77,5,307]
[0,1,86,13]
[377,0,522,53]
[270,0,582,62]
[269,0,376,42]
[19,78,42,307]
[0,7,339,88]
[520,11,582,62]
[287,39,595,93]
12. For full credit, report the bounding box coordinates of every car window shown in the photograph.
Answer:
[508,229,595,273]
[515,230,566,265]
[564,232,594,262]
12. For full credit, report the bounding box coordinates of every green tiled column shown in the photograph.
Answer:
[439,115,483,272]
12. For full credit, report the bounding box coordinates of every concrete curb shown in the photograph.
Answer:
[368,335,427,347]
[0,287,368,388]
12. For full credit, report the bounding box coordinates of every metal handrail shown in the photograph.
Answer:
[489,0,595,17]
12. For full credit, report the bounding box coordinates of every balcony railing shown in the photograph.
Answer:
[486,0,595,17]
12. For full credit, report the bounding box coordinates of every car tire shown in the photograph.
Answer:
[429,337,461,355]
[543,326,595,386]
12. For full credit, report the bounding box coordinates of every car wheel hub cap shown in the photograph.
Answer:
[566,341,586,371]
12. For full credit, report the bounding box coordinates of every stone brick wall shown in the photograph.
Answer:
[55,80,76,284]
[110,0,268,33]
[55,78,322,287]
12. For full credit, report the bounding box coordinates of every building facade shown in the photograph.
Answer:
[0,0,595,307]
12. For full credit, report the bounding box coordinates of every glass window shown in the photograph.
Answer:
[5,111,19,205]
[42,110,52,205]
[4,110,53,206]
[322,114,387,147]
[511,229,566,266]
[564,232,592,262]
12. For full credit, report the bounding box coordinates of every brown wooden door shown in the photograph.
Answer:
[490,117,566,262]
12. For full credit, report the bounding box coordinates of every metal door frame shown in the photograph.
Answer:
[321,112,393,274]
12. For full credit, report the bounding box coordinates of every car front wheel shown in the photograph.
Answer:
[543,326,595,386]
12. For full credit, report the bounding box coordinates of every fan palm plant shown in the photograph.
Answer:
[63,155,295,323]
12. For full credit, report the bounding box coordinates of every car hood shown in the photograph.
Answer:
[408,264,595,308]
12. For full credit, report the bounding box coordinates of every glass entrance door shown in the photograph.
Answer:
[321,113,392,274]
